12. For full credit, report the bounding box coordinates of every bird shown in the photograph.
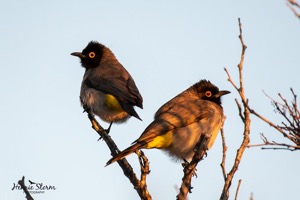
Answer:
[71,41,143,133]
[106,79,230,165]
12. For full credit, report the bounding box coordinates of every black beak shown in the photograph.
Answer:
[71,52,86,59]
[214,90,231,98]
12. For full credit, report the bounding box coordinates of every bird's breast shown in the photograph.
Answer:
[162,112,224,161]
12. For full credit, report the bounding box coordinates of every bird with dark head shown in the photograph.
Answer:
[106,79,230,165]
[71,41,143,133]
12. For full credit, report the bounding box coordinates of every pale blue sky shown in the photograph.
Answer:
[1,1,300,199]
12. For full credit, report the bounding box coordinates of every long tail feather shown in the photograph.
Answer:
[106,143,142,166]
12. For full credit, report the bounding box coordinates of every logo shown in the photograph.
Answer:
[12,179,56,194]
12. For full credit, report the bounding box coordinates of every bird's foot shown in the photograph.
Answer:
[82,105,90,113]
[181,159,189,168]
[105,122,113,134]
[181,159,198,177]
[84,107,91,113]
[189,186,194,193]
[97,122,113,141]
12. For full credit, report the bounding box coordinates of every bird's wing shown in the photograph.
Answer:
[85,66,143,108]
[134,98,217,144]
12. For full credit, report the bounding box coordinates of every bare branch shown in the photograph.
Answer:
[247,108,294,141]
[249,88,300,149]
[221,18,250,200]
[18,176,34,200]
[177,133,210,200]
[288,0,300,7]
[287,0,300,19]
[234,179,242,200]
[137,150,151,198]
[247,132,300,151]
[220,128,227,181]
[87,113,152,200]
[248,142,300,151]
[224,68,239,92]
[262,90,285,107]
[235,99,245,122]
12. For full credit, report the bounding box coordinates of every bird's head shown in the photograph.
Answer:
[71,41,104,69]
[192,79,230,105]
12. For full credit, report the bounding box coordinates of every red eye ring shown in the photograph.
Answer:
[205,91,212,97]
[89,52,95,58]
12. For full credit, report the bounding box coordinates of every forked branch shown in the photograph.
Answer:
[221,18,250,200]
[87,113,152,200]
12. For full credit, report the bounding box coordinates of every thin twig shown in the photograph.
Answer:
[224,68,239,92]
[247,108,295,141]
[248,141,300,150]
[248,87,300,149]
[220,128,227,181]
[288,0,300,7]
[291,88,300,117]
[247,133,300,150]
[262,90,285,108]
[235,99,245,122]
[247,88,300,147]
[220,18,250,200]
[234,179,242,200]
[287,0,300,18]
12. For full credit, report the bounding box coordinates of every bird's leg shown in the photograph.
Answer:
[181,159,189,168]
[97,122,113,141]
[81,98,105,142]
[189,186,194,193]
[105,122,113,133]
[82,106,90,113]
[181,159,198,178]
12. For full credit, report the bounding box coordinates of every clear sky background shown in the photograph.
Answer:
[1,1,300,200]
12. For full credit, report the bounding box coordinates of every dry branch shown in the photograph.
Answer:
[18,176,34,200]
[87,113,152,200]
[234,179,242,200]
[177,134,210,200]
[287,0,300,18]
[137,150,151,198]
[247,89,300,151]
[220,18,250,200]
[220,128,227,181]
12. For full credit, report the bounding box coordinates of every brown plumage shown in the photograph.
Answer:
[106,80,230,165]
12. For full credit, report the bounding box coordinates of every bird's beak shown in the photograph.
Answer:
[214,90,231,98]
[71,52,86,59]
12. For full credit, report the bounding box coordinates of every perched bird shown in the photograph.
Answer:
[71,41,143,132]
[106,80,230,165]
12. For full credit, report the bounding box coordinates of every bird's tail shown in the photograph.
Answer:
[119,101,142,121]
[106,143,143,166]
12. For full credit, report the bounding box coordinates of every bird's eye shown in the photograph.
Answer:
[205,91,212,97]
[89,52,96,58]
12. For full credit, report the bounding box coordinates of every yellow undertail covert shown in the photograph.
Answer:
[146,131,173,149]
[104,94,124,111]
